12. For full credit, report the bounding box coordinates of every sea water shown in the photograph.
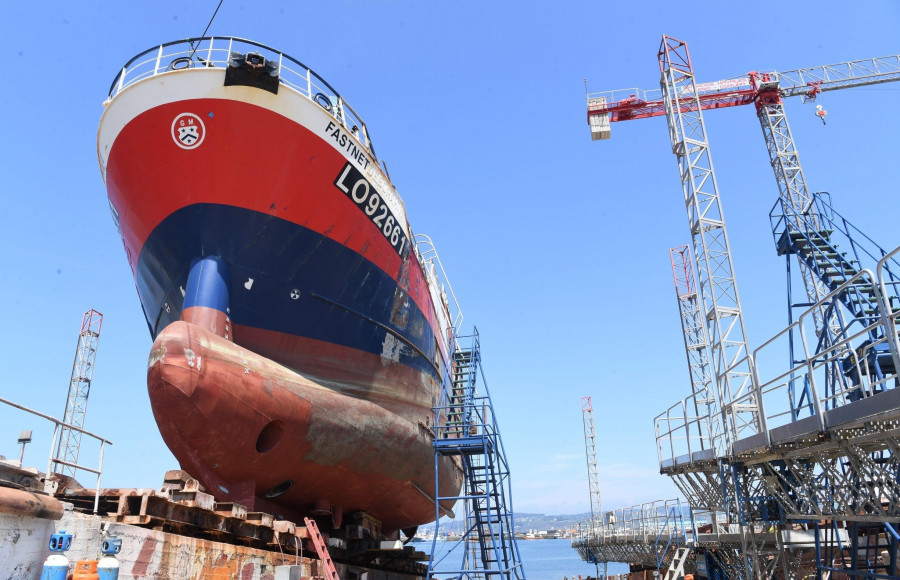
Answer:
[421,538,629,580]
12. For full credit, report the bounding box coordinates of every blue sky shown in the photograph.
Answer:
[0,1,898,517]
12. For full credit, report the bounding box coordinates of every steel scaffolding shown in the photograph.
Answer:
[429,331,525,580]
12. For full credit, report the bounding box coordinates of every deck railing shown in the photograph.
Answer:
[656,244,900,467]
[107,37,375,156]
[654,395,721,469]
[575,499,692,543]
[104,36,415,257]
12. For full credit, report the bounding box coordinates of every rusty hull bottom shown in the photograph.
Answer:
[147,321,463,533]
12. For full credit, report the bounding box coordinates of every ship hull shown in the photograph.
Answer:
[98,53,461,531]
[148,321,459,531]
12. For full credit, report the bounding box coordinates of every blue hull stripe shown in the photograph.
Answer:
[136,203,439,379]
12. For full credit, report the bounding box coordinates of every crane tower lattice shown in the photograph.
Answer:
[581,397,602,532]
[54,309,103,478]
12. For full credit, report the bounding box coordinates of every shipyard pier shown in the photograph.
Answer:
[0,450,430,579]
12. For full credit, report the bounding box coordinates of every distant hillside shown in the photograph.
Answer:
[420,512,591,534]
[514,512,591,531]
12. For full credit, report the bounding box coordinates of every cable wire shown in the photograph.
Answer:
[188,0,225,62]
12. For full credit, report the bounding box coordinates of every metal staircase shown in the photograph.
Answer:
[773,193,900,328]
[662,548,691,580]
[428,330,525,580]
[446,349,476,439]
[771,191,900,406]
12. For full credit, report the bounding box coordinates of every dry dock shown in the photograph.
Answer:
[0,460,427,579]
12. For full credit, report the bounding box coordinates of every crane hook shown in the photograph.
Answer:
[815,104,827,126]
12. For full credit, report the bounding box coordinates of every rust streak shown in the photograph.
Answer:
[242,562,255,580]
[131,535,158,577]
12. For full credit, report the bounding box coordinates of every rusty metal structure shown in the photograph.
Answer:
[0,386,429,579]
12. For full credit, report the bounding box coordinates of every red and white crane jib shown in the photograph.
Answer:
[587,54,900,139]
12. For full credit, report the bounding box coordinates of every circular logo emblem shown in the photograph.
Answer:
[171,113,206,149]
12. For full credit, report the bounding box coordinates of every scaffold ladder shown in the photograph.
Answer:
[429,330,525,580]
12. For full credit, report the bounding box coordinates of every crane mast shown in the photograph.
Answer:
[669,245,718,453]
[658,36,758,448]
[749,72,846,402]
[55,309,103,478]
[581,396,602,533]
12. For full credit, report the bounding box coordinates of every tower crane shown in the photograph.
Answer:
[54,309,103,478]
[580,396,604,580]
[581,396,602,531]
[589,38,900,446]
[593,37,900,580]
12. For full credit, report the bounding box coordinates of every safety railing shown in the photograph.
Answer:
[0,396,112,514]
[431,331,486,443]
[575,499,693,544]
[729,266,900,449]
[576,505,731,546]
[433,392,497,440]
[587,87,663,109]
[688,508,730,542]
[414,234,464,344]
[107,37,373,151]
[656,246,900,461]
[432,388,497,444]
[586,76,752,112]
[878,246,900,381]
[654,394,722,470]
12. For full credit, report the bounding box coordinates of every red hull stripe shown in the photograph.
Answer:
[105,95,438,334]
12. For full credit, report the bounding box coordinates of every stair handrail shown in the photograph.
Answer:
[814,193,900,285]
[771,193,900,287]
[433,330,478,441]
[471,335,526,579]
[428,328,525,580]
[737,268,896,439]
[876,245,900,388]
[653,502,684,575]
